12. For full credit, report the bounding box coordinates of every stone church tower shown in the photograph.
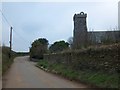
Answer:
[73,12,88,49]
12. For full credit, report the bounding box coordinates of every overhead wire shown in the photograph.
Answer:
[0,9,11,27]
[0,9,30,44]
[12,28,30,44]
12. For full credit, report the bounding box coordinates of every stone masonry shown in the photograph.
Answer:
[73,12,120,49]
[73,12,88,49]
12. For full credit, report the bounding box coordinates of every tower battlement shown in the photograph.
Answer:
[73,12,87,21]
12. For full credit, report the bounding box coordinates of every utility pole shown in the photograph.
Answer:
[9,26,12,58]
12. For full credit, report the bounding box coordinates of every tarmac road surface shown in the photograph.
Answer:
[3,56,88,88]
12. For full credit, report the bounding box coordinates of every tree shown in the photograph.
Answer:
[49,40,69,53]
[67,37,73,49]
[30,38,48,59]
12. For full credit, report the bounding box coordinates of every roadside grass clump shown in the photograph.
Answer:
[37,60,78,80]
[37,60,119,88]
[77,70,119,88]
[2,46,16,74]
[37,60,49,69]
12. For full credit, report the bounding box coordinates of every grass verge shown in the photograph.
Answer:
[2,46,16,75]
[36,60,119,88]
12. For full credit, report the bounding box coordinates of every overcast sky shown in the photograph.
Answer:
[1,0,120,52]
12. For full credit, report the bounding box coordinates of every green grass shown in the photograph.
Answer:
[78,71,118,88]
[37,60,119,88]
[2,46,16,75]
[2,54,14,74]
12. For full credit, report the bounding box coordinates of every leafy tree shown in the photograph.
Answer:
[30,38,48,59]
[49,40,69,53]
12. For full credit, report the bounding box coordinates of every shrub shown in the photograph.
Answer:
[30,38,48,59]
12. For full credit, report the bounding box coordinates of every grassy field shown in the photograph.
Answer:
[36,59,119,88]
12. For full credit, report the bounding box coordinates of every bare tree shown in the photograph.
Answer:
[67,37,73,49]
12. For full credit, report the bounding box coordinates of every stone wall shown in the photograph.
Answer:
[44,43,120,74]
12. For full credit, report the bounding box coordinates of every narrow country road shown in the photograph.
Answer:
[3,56,88,88]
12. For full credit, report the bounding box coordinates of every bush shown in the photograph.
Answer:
[30,38,48,59]
[49,40,69,53]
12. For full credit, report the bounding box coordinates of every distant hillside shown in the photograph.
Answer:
[16,52,29,56]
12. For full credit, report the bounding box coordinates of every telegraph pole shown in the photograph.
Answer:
[9,26,12,58]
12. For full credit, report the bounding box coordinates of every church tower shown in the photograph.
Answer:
[73,12,88,49]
